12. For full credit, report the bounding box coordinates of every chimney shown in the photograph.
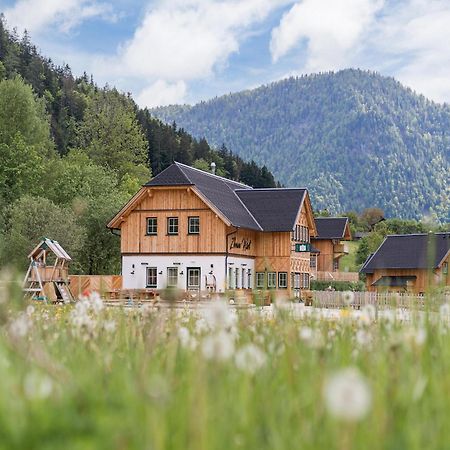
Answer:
[210,161,216,175]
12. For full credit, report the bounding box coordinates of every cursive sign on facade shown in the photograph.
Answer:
[230,236,252,251]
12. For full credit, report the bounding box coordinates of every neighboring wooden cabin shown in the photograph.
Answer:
[107,162,317,297]
[310,217,352,277]
[360,233,450,294]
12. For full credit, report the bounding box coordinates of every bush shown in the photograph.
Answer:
[310,280,365,291]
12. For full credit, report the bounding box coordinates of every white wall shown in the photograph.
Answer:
[122,254,255,292]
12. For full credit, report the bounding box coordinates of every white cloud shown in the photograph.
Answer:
[135,80,187,108]
[114,0,292,81]
[372,0,450,102]
[270,0,384,71]
[3,0,118,35]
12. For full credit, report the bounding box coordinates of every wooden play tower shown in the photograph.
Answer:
[23,238,75,303]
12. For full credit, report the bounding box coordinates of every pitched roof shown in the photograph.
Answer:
[361,233,450,273]
[314,217,349,239]
[138,162,311,232]
[236,188,307,232]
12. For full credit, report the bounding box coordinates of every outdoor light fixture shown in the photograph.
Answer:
[158,271,163,275]
[180,271,184,275]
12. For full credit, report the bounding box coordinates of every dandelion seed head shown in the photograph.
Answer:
[234,343,267,374]
[324,367,372,421]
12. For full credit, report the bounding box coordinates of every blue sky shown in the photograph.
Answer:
[1,0,449,107]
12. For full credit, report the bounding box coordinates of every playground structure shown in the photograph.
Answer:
[23,238,75,303]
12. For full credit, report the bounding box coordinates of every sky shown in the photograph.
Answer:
[1,0,449,108]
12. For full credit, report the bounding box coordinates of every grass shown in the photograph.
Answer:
[0,281,449,450]
[340,241,360,272]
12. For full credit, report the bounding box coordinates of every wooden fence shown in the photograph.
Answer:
[69,275,122,299]
[311,291,437,309]
[314,271,360,282]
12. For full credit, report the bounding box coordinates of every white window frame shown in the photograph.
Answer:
[247,269,252,289]
[235,267,240,289]
[167,217,179,235]
[146,217,157,235]
[267,272,276,289]
[278,272,288,289]
[256,272,265,289]
[188,216,200,234]
[241,268,246,289]
[167,267,178,287]
[146,267,157,288]
[228,267,235,289]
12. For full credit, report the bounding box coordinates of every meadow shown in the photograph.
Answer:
[0,278,449,450]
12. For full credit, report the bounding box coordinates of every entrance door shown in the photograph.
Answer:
[187,267,201,291]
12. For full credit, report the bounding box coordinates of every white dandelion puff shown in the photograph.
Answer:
[234,343,267,374]
[324,367,372,421]
[201,330,235,362]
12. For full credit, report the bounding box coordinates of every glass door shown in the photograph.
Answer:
[187,267,201,291]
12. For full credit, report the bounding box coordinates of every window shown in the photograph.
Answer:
[167,267,178,287]
[188,216,200,234]
[235,268,240,289]
[187,268,200,289]
[305,273,310,289]
[241,268,246,289]
[443,262,448,275]
[294,273,301,289]
[228,267,234,289]
[146,267,157,288]
[333,259,339,271]
[267,272,276,289]
[256,272,265,288]
[146,217,157,235]
[167,217,178,235]
[247,269,252,289]
[310,255,316,268]
[278,272,288,289]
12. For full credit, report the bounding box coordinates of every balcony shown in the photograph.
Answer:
[333,243,349,254]
[314,271,359,283]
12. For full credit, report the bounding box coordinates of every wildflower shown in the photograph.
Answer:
[323,367,372,421]
[342,291,355,306]
[201,330,235,362]
[360,304,376,324]
[24,372,54,400]
[203,301,237,331]
[26,305,35,316]
[9,314,32,338]
[299,326,324,349]
[439,302,450,318]
[103,320,117,334]
[177,326,197,350]
[355,329,372,347]
[89,291,104,313]
[235,343,267,374]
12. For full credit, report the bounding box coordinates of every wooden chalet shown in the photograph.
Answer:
[107,162,317,298]
[310,217,352,278]
[360,233,450,294]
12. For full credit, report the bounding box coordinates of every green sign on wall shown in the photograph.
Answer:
[294,243,311,252]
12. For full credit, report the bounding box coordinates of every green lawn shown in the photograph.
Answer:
[0,287,449,450]
[340,241,360,272]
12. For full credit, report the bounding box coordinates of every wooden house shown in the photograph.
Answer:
[360,233,450,294]
[107,162,317,297]
[310,217,352,278]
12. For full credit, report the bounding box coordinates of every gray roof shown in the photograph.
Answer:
[236,188,306,232]
[314,217,349,239]
[144,163,308,232]
[361,233,450,273]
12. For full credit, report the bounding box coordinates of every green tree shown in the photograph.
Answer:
[356,231,384,266]
[75,89,150,183]
[0,195,85,271]
[0,77,53,152]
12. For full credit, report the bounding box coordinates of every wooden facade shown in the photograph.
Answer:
[108,178,317,297]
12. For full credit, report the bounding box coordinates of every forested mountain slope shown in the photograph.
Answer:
[152,70,450,219]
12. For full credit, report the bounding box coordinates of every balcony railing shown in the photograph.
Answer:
[313,271,359,282]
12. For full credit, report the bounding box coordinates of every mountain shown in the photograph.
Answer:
[151,70,450,220]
